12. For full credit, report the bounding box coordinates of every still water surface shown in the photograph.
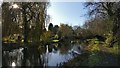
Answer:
[2,43,82,67]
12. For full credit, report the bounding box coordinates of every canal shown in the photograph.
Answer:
[2,43,83,67]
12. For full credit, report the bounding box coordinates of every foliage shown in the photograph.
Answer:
[104,33,112,46]
[54,34,59,39]
[59,24,74,39]
[86,38,100,53]
[53,25,59,34]
[40,31,53,42]
[103,42,118,55]
[2,3,21,37]
[52,40,59,43]
[84,18,112,36]
[84,2,120,47]
[48,23,53,31]
[2,34,24,43]
[2,2,50,44]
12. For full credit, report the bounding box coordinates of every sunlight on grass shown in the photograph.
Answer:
[52,40,59,42]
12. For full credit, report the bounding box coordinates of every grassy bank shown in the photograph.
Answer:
[61,38,119,67]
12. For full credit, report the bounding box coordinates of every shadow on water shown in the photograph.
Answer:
[2,42,83,67]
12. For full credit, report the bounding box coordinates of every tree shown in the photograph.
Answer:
[85,18,112,36]
[85,2,120,46]
[73,26,82,38]
[48,23,53,31]
[2,3,20,37]
[85,2,115,18]
[2,2,50,44]
[40,31,53,42]
[59,24,73,39]
[30,2,50,43]
[2,3,12,37]
[53,25,59,34]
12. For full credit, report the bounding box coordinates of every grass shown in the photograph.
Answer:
[88,53,103,67]
[61,38,119,67]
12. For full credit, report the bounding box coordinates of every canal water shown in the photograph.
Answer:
[2,43,82,67]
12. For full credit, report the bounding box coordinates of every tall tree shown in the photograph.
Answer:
[59,24,73,39]
[53,25,59,34]
[2,2,50,44]
[85,2,120,46]
[48,23,53,31]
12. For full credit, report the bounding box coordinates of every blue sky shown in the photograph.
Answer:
[47,2,88,27]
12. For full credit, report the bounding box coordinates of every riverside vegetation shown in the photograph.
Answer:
[2,2,120,67]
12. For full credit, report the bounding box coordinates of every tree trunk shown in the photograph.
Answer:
[22,7,29,45]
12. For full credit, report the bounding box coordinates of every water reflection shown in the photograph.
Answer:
[12,62,16,67]
[2,43,82,67]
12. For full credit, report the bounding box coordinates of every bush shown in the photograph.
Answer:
[85,38,101,53]
[40,31,53,43]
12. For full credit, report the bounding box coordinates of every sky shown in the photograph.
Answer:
[47,2,88,27]
[0,1,88,27]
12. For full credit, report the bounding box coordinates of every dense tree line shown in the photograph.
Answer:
[84,2,120,47]
[2,2,50,44]
[2,2,120,47]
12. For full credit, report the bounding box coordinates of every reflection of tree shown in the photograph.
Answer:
[59,43,71,54]
[41,48,49,66]
[22,47,43,66]
[38,46,46,54]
